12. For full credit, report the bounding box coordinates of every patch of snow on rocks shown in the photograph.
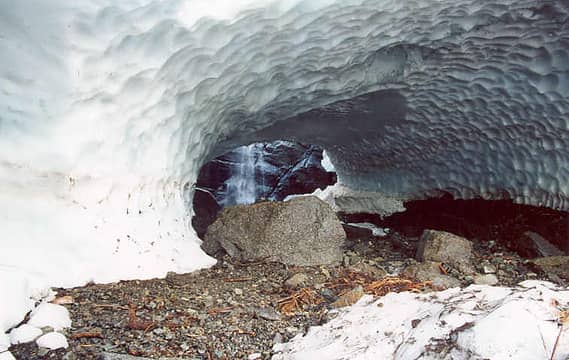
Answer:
[273,281,569,360]
[9,324,42,345]
[35,332,68,350]
[28,303,71,331]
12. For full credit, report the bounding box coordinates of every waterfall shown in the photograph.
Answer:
[225,144,258,205]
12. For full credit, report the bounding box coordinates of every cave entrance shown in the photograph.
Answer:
[191,140,337,238]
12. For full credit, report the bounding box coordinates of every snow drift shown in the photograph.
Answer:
[1,0,568,343]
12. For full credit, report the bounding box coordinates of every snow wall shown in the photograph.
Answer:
[1,0,568,334]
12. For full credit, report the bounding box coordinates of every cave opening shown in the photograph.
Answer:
[191,140,337,238]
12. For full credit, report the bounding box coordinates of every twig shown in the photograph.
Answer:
[70,331,104,340]
[550,325,564,360]
[207,306,235,315]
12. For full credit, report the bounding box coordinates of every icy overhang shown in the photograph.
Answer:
[0,0,568,340]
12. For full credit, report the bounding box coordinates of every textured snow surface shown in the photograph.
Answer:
[1,0,568,339]
[9,325,42,345]
[273,281,569,360]
[35,332,69,350]
[28,303,71,332]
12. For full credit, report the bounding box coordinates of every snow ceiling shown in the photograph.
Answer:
[0,0,568,335]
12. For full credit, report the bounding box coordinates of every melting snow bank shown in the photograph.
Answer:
[273,281,569,360]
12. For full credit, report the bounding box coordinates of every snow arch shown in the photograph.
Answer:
[1,0,568,335]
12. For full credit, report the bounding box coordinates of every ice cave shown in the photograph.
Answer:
[1,0,569,359]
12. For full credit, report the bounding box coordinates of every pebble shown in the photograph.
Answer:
[234,288,243,295]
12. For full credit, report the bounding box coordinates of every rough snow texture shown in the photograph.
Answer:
[28,303,71,331]
[35,332,69,350]
[9,324,42,345]
[273,281,569,360]
[1,0,568,337]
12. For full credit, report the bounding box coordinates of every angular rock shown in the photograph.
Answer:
[331,286,365,308]
[203,196,345,266]
[416,230,475,275]
[512,231,564,258]
[402,262,461,290]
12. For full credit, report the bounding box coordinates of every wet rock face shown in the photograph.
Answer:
[202,196,345,266]
[192,141,336,237]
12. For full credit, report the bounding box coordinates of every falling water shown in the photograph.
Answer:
[225,144,258,205]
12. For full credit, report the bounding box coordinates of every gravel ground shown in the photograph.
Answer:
[9,228,562,360]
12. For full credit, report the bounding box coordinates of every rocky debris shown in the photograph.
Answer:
[416,230,475,275]
[203,196,345,266]
[530,256,569,282]
[473,274,499,285]
[8,217,565,360]
[101,353,185,360]
[401,262,461,289]
[331,286,365,308]
[511,231,564,258]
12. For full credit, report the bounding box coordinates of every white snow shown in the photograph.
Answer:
[35,332,69,350]
[0,333,9,352]
[28,303,71,331]
[273,281,569,360]
[9,324,42,345]
[0,351,16,360]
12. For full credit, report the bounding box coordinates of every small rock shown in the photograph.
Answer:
[331,285,365,308]
[416,230,475,275]
[252,306,281,321]
[481,262,497,274]
[473,274,499,285]
[234,288,243,296]
[248,353,262,360]
[284,273,309,289]
[319,288,337,302]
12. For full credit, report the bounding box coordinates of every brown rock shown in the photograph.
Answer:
[416,230,475,275]
[331,285,365,308]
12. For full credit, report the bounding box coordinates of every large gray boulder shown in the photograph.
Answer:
[202,196,345,266]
